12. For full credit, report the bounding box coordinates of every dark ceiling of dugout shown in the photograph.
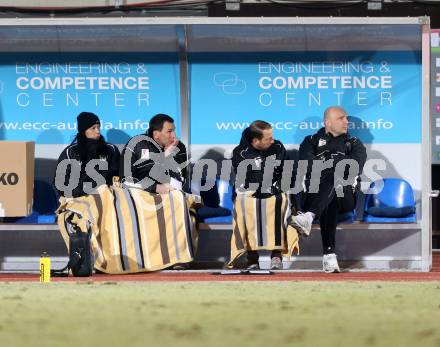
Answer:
[0,1,438,27]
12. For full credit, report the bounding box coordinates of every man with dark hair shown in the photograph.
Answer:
[120,113,188,194]
[146,113,175,139]
[228,120,298,270]
[290,106,367,273]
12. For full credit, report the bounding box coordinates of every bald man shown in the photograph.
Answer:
[290,106,367,273]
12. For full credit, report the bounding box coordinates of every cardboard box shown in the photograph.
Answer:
[0,141,35,217]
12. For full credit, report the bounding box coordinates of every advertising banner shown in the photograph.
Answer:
[0,53,180,144]
[190,51,422,145]
[431,30,440,164]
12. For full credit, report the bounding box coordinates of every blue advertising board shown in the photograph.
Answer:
[189,51,422,145]
[0,53,180,144]
[0,51,422,146]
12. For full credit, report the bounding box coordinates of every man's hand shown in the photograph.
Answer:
[156,183,175,194]
[164,139,179,157]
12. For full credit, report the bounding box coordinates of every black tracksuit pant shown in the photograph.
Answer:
[302,170,356,255]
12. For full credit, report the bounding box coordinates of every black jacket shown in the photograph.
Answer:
[120,134,188,193]
[232,127,287,199]
[299,127,367,191]
[54,140,120,198]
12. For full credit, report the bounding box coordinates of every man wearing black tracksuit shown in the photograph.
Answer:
[291,106,367,273]
[120,113,188,194]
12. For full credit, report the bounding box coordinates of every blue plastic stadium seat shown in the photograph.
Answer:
[6,179,59,224]
[363,178,416,223]
[197,179,233,224]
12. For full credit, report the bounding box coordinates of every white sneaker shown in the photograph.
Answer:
[289,212,313,236]
[323,253,341,273]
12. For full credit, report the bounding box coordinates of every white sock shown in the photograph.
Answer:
[305,212,315,223]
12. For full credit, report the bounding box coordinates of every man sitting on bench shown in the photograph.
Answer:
[227,120,299,271]
[290,106,367,273]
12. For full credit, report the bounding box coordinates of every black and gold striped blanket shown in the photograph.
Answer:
[228,192,299,267]
[57,185,200,274]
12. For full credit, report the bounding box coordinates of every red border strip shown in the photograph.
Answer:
[2,272,440,282]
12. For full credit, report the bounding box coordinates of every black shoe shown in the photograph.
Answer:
[171,263,189,270]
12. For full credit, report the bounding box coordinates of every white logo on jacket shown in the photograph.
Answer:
[141,149,150,160]
[255,157,262,168]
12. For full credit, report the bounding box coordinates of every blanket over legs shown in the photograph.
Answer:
[57,185,201,274]
[227,192,300,268]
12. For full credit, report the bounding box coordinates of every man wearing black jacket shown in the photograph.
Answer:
[231,120,287,270]
[290,106,367,273]
[120,114,188,194]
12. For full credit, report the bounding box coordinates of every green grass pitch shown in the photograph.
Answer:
[1,281,440,347]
